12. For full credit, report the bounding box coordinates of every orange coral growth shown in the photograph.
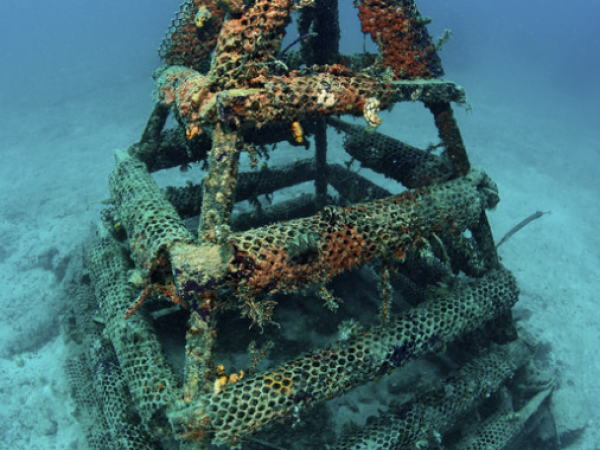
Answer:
[124,285,152,321]
[322,225,371,276]
[355,0,440,80]
[224,188,438,303]
[209,0,296,87]
[124,280,189,320]
[230,222,377,300]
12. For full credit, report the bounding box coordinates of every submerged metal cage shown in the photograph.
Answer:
[65,1,559,449]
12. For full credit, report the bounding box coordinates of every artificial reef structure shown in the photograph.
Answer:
[65,0,562,449]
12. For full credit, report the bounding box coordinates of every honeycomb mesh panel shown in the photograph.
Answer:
[66,287,102,416]
[164,157,391,230]
[451,383,553,450]
[169,267,519,446]
[65,355,98,422]
[88,238,180,437]
[242,120,297,146]
[454,411,523,450]
[91,338,158,449]
[223,173,485,297]
[333,341,529,450]
[158,0,225,72]
[109,153,193,276]
[209,0,295,89]
[329,117,453,188]
[154,62,466,137]
[164,182,204,220]
[67,285,158,450]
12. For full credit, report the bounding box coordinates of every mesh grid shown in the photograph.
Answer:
[66,285,158,450]
[109,153,193,277]
[453,411,524,450]
[172,170,487,301]
[333,341,530,450]
[158,0,226,72]
[88,239,180,437]
[329,117,454,188]
[450,384,553,450]
[155,65,467,138]
[170,267,519,446]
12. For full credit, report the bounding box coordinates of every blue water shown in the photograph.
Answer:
[0,1,598,449]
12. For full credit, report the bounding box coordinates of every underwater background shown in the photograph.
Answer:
[0,0,598,449]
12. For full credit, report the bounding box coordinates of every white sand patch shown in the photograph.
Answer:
[0,337,86,450]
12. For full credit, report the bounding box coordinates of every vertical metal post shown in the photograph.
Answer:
[139,102,169,145]
[426,101,470,176]
[314,118,328,208]
[182,310,217,401]
[177,122,240,448]
[198,123,240,243]
[298,0,340,65]
[426,102,498,269]
[471,210,500,271]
